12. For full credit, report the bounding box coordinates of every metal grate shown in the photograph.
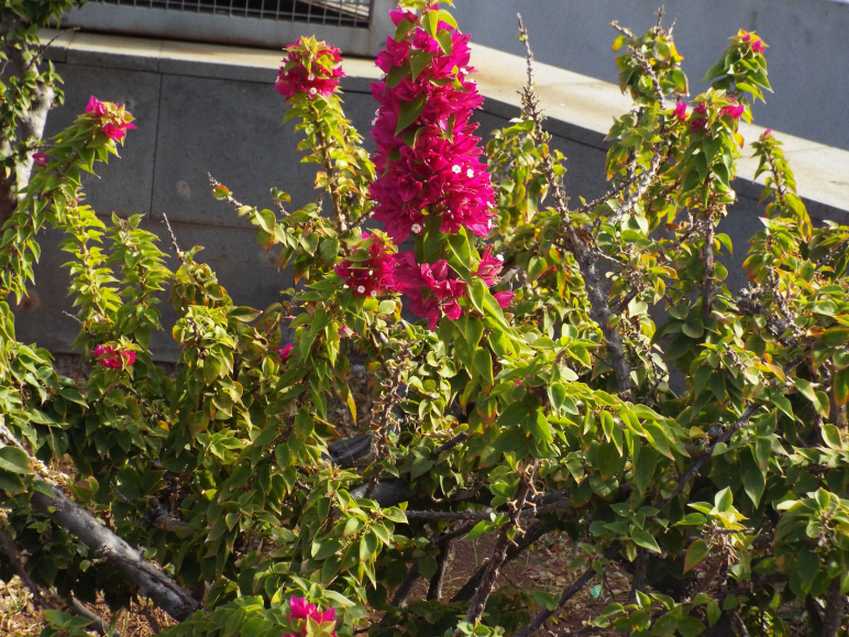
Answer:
[89,0,372,28]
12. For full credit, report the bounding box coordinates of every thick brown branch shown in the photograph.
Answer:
[0,16,55,224]
[0,523,110,635]
[821,579,846,637]
[30,483,199,621]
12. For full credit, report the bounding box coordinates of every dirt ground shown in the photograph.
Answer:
[0,530,624,636]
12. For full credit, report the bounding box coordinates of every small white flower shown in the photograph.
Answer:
[368,269,374,275]
[451,164,462,174]
[496,254,505,262]
[411,223,423,234]
[357,285,367,294]
[342,284,349,289]
[309,87,318,95]
[308,74,315,81]
[370,290,378,297]
[466,168,475,178]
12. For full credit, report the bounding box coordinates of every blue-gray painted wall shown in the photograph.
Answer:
[452,0,849,150]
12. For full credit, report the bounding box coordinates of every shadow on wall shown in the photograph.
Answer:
[452,0,849,150]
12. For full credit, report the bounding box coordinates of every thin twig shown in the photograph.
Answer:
[512,569,595,637]
[664,404,758,503]
[159,211,183,258]
[61,310,82,324]
[0,524,46,607]
[70,595,110,635]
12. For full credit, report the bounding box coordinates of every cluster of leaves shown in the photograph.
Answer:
[1,3,848,637]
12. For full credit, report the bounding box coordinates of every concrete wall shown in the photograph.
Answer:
[452,0,849,150]
[12,46,846,360]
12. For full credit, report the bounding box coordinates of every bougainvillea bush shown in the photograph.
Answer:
[2,1,849,636]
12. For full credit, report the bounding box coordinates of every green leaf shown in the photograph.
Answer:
[395,18,415,41]
[530,408,553,448]
[714,487,733,512]
[822,424,843,450]
[395,94,426,136]
[425,10,440,36]
[834,368,849,406]
[409,51,433,81]
[683,539,710,573]
[630,526,662,554]
[311,538,340,560]
[0,447,31,475]
[359,531,378,563]
[472,348,494,387]
[741,452,765,507]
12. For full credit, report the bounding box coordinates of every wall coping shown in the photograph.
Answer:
[42,29,849,216]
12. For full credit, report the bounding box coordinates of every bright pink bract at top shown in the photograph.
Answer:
[369,9,495,244]
[275,37,345,100]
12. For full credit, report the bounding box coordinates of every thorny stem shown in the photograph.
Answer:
[821,578,846,637]
[516,14,633,397]
[451,519,554,603]
[391,563,420,607]
[427,540,451,601]
[160,211,184,260]
[702,215,716,320]
[310,101,348,234]
[462,462,538,628]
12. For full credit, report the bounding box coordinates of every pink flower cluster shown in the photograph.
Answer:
[348,5,514,329]
[679,99,744,132]
[389,248,513,329]
[282,596,336,637]
[394,253,467,329]
[689,103,708,132]
[476,247,514,309]
[277,342,294,361]
[275,37,344,100]
[85,96,137,141]
[335,233,397,297]
[93,344,136,369]
[370,7,495,244]
[739,31,767,54]
[720,101,745,120]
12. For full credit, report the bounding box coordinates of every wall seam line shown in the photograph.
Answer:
[148,71,166,219]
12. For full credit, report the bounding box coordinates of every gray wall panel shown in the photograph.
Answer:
[452,0,849,150]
